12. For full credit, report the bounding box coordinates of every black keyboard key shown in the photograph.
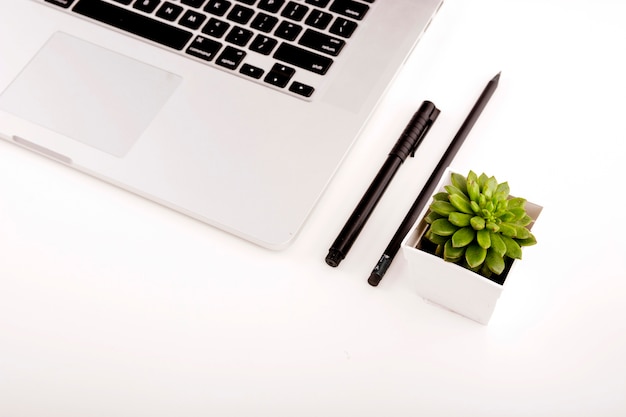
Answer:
[329,0,369,20]
[274,21,302,41]
[329,17,357,38]
[273,43,332,75]
[216,46,246,69]
[257,0,285,13]
[240,63,264,79]
[281,2,309,21]
[179,10,207,29]
[156,2,184,21]
[289,81,314,97]
[133,0,161,14]
[73,0,193,50]
[45,0,75,7]
[304,0,330,7]
[250,12,278,33]
[204,0,232,16]
[112,0,133,4]
[225,26,254,46]
[181,0,206,7]
[299,29,344,56]
[186,35,222,61]
[264,63,295,88]
[237,0,256,4]
[202,17,230,38]
[249,34,278,55]
[305,10,332,30]
[227,5,255,24]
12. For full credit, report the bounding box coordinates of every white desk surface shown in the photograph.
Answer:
[2,1,626,416]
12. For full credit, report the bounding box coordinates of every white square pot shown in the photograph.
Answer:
[401,168,542,325]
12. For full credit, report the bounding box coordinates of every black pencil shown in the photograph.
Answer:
[367,72,501,286]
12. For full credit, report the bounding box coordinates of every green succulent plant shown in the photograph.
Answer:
[422,170,537,278]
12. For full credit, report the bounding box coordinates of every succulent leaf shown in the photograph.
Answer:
[467,178,481,202]
[494,182,510,201]
[516,214,533,227]
[449,212,472,227]
[450,172,468,195]
[444,239,465,261]
[508,207,526,221]
[471,216,486,230]
[501,235,523,259]
[449,194,474,214]
[483,176,498,198]
[465,243,487,268]
[501,212,516,222]
[499,223,517,237]
[489,231,507,256]
[432,192,449,202]
[431,218,458,236]
[516,234,537,247]
[445,185,466,198]
[507,197,526,209]
[485,248,506,275]
[478,173,489,190]
[430,201,456,217]
[425,229,448,245]
[452,226,475,248]
[424,211,443,224]
[512,224,531,240]
[477,229,491,249]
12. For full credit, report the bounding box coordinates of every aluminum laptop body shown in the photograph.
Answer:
[0,0,443,249]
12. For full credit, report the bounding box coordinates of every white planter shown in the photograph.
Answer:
[401,168,542,325]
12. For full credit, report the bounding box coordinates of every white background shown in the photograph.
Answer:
[2,1,626,416]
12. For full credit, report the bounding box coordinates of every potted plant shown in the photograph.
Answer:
[401,168,542,324]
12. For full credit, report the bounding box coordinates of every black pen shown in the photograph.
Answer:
[325,101,440,267]
[368,72,501,286]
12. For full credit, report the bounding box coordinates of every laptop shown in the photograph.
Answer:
[0,0,443,249]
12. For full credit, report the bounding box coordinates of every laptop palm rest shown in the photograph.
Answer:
[0,32,181,157]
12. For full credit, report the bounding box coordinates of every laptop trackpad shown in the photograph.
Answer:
[0,32,181,157]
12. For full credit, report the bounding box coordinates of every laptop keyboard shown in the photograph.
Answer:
[43,0,375,99]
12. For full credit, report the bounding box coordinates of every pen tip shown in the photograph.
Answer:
[492,72,501,82]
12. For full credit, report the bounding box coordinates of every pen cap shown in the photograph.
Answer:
[390,101,440,161]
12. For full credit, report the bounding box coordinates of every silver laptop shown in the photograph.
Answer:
[0,0,443,249]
